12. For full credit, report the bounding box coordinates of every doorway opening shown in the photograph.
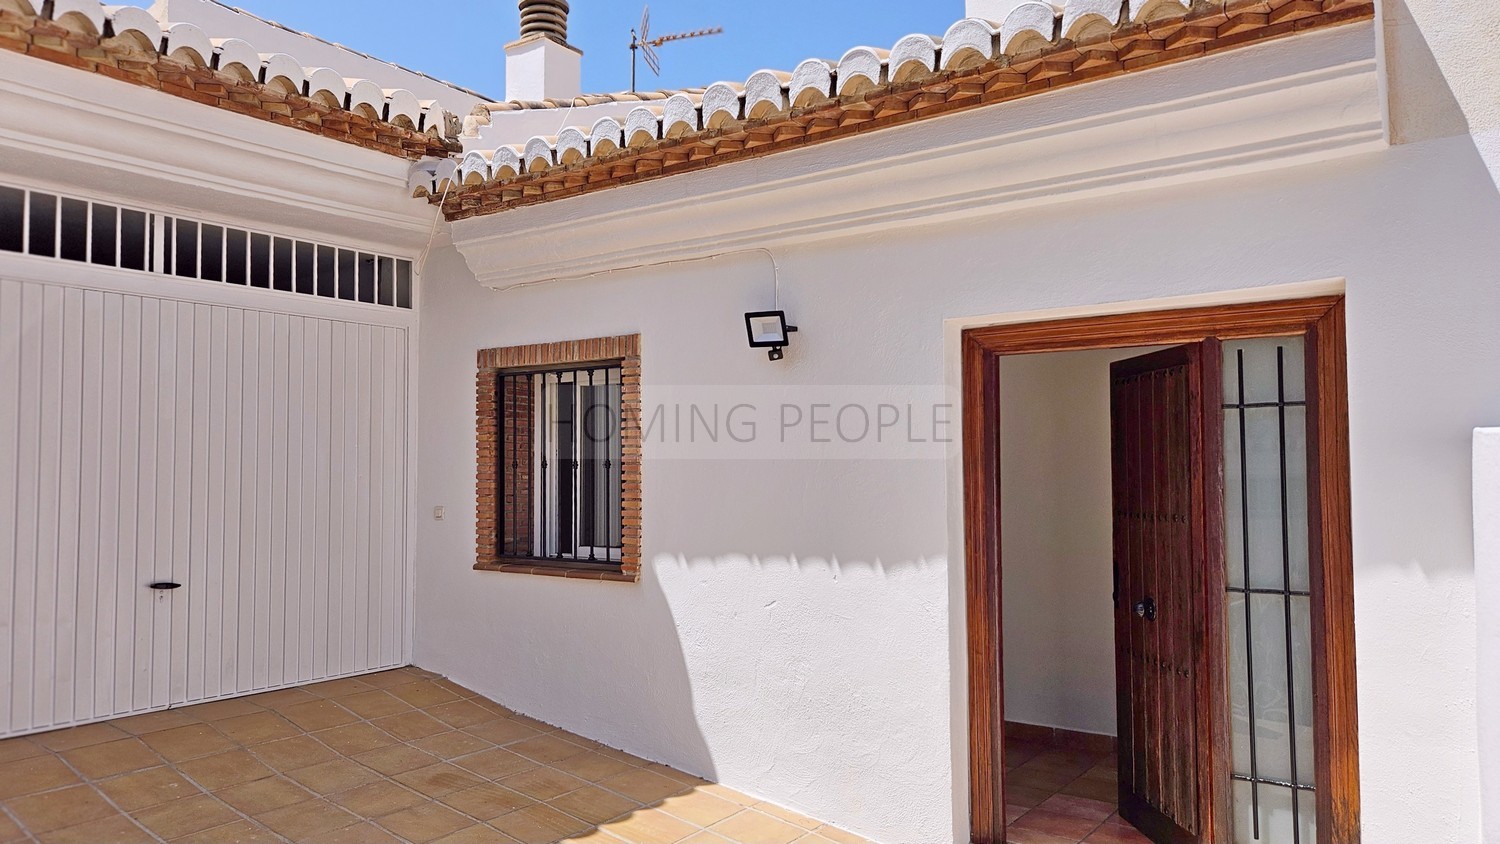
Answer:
[963,298,1358,844]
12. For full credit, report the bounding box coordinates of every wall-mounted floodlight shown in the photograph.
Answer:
[745,310,798,361]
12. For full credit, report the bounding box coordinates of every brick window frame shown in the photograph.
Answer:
[475,334,641,582]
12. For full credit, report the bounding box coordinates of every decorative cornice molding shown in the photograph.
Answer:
[451,23,1383,290]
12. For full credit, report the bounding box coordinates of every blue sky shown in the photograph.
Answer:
[131,1,966,99]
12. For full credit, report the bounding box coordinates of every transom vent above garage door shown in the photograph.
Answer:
[0,184,415,309]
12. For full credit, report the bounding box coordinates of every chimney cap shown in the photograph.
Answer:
[519,0,570,44]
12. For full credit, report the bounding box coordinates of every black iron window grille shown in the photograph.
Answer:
[497,363,625,568]
[1223,337,1317,844]
[0,183,413,309]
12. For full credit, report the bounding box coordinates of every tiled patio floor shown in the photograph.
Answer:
[0,667,868,844]
[1003,735,1150,844]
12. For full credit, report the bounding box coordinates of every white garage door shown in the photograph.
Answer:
[0,274,412,738]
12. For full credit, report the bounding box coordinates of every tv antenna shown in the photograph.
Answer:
[629,5,723,92]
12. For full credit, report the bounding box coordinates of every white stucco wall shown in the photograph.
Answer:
[1477,429,1500,844]
[415,126,1500,842]
[999,349,1141,738]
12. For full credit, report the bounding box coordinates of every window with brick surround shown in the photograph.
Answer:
[476,335,641,582]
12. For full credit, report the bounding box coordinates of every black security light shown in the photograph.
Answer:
[744,310,798,361]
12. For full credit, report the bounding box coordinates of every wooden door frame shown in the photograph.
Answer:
[962,296,1359,844]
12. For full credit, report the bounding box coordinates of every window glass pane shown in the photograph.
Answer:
[273,237,294,292]
[201,224,224,281]
[1224,337,1306,405]
[295,241,316,295]
[357,252,377,303]
[28,192,56,257]
[90,203,117,266]
[377,257,396,306]
[337,248,357,301]
[249,233,271,288]
[59,198,88,262]
[0,186,22,253]
[396,259,412,309]
[174,219,198,278]
[119,209,147,271]
[225,228,248,285]
[316,245,336,297]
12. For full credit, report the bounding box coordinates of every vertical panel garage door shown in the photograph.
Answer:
[0,276,410,738]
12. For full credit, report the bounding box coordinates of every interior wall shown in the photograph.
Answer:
[999,348,1159,738]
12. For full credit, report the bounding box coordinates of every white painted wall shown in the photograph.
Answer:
[999,348,1161,739]
[417,121,1500,841]
[503,35,582,104]
[1476,429,1500,844]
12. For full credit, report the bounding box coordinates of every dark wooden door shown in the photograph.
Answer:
[1110,344,1222,844]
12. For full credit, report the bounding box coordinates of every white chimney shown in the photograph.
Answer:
[505,0,582,102]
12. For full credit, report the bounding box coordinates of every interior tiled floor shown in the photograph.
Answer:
[0,667,868,844]
[1003,735,1151,844]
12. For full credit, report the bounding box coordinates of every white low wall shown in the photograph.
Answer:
[1476,429,1500,844]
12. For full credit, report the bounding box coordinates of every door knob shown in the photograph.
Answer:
[1134,596,1157,621]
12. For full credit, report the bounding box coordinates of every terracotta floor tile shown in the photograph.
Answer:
[809,824,869,843]
[251,735,338,772]
[339,690,415,720]
[599,768,692,804]
[1037,795,1115,824]
[140,724,235,763]
[330,779,428,818]
[433,824,524,844]
[170,818,284,843]
[710,809,807,844]
[1082,820,1154,844]
[60,737,161,779]
[1005,827,1083,844]
[355,744,442,777]
[0,669,874,844]
[30,722,130,753]
[388,681,463,709]
[287,758,384,795]
[657,789,742,827]
[244,688,320,711]
[1009,808,1103,840]
[551,751,637,783]
[0,738,46,765]
[134,793,240,839]
[549,785,640,825]
[455,747,539,781]
[0,754,81,799]
[216,775,316,815]
[489,803,591,844]
[183,698,266,722]
[254,797,360,839]
[414,730,495,761]
[465,718,544,747]
[111,709,202,736]
[96,766,200,811]
[306,820,406,843]
[302,677,377,699]
[427,700,499,729]
[377,801,475,843]
[500,766,589,801]
[315,723,401,756]
[214,711,302,746]
[396,762,488,798]
[282,699,360,732]
[176,749,275,791]
[439,783,535,821]
[509,734,588,765]
[374,710,450,742]
[4,784,117,833]
[33,813,153,844]
[0,808,24,843]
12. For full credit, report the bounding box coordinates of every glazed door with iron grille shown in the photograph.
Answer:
[1111,344,1216,844]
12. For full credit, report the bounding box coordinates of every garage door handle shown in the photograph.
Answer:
[148,582,182,591]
